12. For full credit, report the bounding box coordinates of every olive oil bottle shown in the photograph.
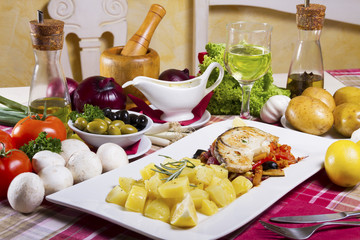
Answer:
[28,11,71,127]
[286,3,326,98]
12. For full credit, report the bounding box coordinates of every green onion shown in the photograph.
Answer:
[0,95,28,126]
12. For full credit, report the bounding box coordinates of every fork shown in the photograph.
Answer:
[259,220,360,239]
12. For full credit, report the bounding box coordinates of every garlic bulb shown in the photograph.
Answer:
[260,95,291,123]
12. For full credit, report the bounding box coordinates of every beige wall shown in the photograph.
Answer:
[1,0,360,87]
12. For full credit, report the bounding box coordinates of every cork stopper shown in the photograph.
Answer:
[296,4,326,30]
[29,18,65,50]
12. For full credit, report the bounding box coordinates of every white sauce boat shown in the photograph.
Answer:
[122,62,224,121]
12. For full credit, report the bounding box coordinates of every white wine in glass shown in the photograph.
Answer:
[224,22,272,119]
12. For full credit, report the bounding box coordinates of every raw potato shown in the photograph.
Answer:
[60,139,90,163]
[302,87,336,112]
[333,103,360,137]
[285,96,334,135]
[96,143,128,172]
[38,165,73,195]
[32,150,66,173]
[333,86,360,106]
[7,172,44,213]
[66,150,102,183]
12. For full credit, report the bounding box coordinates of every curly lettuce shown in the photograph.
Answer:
[200,43,290,116]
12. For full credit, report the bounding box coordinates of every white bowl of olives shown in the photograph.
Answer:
[68,109,153,148]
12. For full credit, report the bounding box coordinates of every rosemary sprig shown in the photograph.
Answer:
[152,158,196,182]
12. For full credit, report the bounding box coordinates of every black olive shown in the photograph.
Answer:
[102,107,112,115]
[107,111,117,121]
[193,149,207,159]
[116,110,130,124]
[129,114,139,126]
[135,114,148,130]
[262,161,278,170]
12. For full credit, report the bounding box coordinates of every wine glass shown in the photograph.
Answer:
[224,21,272,119]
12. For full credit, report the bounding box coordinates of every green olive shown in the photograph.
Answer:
[108,125,121,135]
[110,120,125,128]
[120,124,138,134]
[74,117,88,130]
[104,117,112,125]
[93,118,108,126]
[87,120,108,134]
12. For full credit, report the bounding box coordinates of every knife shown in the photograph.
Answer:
[270,210,360,223]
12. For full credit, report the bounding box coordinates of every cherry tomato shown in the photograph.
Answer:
[11,114,66,148]
[0,149,32,199]
[0,129,15,151]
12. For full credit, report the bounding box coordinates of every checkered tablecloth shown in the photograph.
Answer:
[0,70,359,240]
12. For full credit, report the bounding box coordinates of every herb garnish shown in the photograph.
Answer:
[20,131,62,159]
[69,104,105,122]
[152,157,196,182]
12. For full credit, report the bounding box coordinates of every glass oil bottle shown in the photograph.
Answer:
[286,3,326,98]
[28,11,71,124]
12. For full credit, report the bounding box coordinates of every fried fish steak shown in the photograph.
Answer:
[213,126,279,173]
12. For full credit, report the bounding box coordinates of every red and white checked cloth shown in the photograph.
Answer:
[0,70,360,240]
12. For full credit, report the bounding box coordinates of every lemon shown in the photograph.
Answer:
[232,117,246,127]
[324,140,360,187]
[170,193,198,227]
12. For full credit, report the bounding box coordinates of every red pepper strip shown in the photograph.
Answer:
[252,155,276,170]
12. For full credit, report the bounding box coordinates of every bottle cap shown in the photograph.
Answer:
[29,18,65,50]
[296,4,326,30]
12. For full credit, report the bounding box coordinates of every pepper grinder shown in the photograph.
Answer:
[28,10,71,124]
[286,1,326,98]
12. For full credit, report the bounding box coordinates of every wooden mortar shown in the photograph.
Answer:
[100,46,160,108]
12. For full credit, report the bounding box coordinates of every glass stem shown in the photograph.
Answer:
[240,82,253,119]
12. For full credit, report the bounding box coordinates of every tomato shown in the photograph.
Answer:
[0,149,32,199]
[11,114,66,148]
[0,130,15,151]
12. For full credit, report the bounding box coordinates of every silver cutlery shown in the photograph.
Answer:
[260,220,360,239]
[270,210,360,223]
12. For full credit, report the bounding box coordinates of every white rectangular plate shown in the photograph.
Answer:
[46,120,336,240]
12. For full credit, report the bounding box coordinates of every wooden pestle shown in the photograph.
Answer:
[121,4,166,56]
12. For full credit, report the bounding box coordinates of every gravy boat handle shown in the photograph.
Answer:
[203,62,224,95]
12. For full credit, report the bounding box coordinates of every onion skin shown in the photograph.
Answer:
[158,68,190,81]
[72,76,126,112]
[66,77,78,96]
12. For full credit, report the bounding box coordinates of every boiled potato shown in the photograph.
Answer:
[302,87,336,112]
[205,178,236,207]
[140,163,156,180]
[125,185,147,213]
[144,198,171,222]
[198,199,218,216]
[189,188,209,209]
[106,185,128,206]
[285,96,334,135]
[333,86,360,106]
[158,176,190,198]
[333,103,360,137]
[193,165,214,186]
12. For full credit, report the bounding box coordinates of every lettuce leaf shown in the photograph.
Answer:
[199,43,290,116]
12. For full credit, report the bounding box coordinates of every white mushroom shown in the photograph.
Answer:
[66,150,102,184]
[60,139,90,163]
[7,172,45,213]
[96,143,129,172]
[38,165,74,195]
[32,150,66,173]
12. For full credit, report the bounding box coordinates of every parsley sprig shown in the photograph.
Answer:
[20,132,62,159]
[69,104,104,122]
[152,157,196,182]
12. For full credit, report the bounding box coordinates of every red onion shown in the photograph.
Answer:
[158,68,190,81]
[72,76,126,112]
[66,77,78,96]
